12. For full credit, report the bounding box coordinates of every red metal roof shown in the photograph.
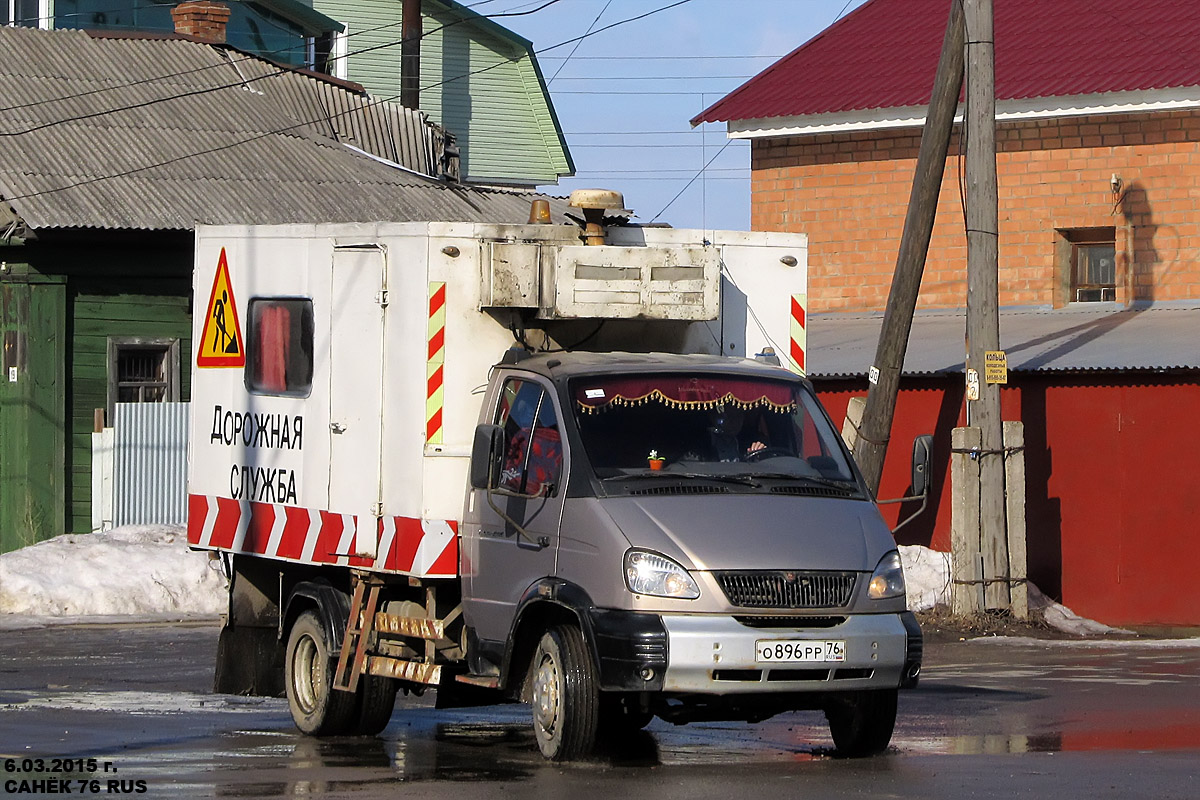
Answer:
[694,0,1200,125]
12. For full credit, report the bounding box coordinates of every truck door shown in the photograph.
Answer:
[465,376,565,645]
[328,246,386,559]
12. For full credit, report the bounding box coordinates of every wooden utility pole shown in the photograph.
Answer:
[855,0,965,494]
[401,0,422,109]
[963,0,1009,610]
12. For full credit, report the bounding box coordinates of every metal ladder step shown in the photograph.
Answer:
[333,576,381,693]
[373,612,446,640]
[454,674,501,689]
[367,655,442,686]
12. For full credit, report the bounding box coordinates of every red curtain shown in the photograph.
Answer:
[257,305,291,393]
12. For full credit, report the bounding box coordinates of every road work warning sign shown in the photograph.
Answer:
[197,248,245,368]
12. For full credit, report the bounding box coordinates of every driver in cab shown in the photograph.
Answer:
[707,407,767,462]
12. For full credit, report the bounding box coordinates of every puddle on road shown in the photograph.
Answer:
[895,732,1065,755]
[0,689,283,715]
[120,712,838,793]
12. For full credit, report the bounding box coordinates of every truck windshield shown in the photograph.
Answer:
[570,374,858,487]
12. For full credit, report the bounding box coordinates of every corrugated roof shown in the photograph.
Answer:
[695,0,1200,125]
[0,26,568,232]
[807,304,1200,379]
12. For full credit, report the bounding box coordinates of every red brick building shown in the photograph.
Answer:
[696,0,1200,627]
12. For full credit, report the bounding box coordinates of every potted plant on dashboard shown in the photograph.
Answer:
[647,450,665,470]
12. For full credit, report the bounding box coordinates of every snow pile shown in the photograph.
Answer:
[0,525,227,623]
[0,529,1132,638]
[900,544,952,612]
[1026,583,1130,636]
[899,544,1130,636]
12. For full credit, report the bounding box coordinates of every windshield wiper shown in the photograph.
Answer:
[752,472,864,494]
[602,472,762,488]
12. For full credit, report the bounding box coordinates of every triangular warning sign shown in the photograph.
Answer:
[197,248,246,368]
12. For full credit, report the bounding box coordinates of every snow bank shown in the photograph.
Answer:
[0,530,1138,638]
[0,526,227,624]
[899,544,1130,636]
[900,544,952,612]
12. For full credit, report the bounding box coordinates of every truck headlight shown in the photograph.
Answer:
[867,551,906,600]
[624,550,700,599]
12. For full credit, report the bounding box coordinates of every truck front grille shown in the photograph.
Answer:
[714,571,856,609]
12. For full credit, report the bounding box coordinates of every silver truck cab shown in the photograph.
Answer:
[462,350,922,760]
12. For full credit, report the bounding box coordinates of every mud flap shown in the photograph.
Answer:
[214,623,285,697]
[214,554,287,697]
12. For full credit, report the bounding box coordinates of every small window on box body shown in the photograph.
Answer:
[1060,229,1116,303]
[245,298,314,397]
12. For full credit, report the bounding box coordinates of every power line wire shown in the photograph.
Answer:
[547,0,612,85]
[577,167,748,174]
[539,55,785,61]
[565,130,734,135]
[1,0,695,201]
[547,75,756,81]
[0,0,566,117]
[419,0,696,92]
[552,90,739,95]
[571,175,745,182]
[10,1,320,44]
[537,0,693,55]
[650,140,734,223]
[572,142,747,148]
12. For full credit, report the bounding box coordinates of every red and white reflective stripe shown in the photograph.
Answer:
[187,494,459,577]
[426,281,447,444]
[789,293,807,375]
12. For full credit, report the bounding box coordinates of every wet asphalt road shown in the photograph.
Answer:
[1,622,1198,798]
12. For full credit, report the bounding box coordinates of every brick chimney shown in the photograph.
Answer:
[172,1,232,44]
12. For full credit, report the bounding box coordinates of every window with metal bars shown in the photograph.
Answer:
[106,337,179,420]
[116,348,168,403]
[1058,228,1117,303]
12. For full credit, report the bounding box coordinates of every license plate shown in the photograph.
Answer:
[755,639,846,663]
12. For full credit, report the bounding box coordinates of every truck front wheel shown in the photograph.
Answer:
[825,689,898,757]
[530,625,599,761]
[285,610,357,736]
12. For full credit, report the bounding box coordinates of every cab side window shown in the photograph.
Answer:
[495,379,563,495]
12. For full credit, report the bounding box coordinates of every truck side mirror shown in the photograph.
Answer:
[911,434,933,498]
[470,424,506,490]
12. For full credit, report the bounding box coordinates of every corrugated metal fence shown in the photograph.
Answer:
[112,402,190,527]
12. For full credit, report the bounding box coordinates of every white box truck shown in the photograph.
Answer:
[188,199,923,761]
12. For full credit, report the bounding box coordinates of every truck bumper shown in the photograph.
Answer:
[587,608,669,692]
[660,612,914,694]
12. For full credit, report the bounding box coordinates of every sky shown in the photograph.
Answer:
[488,0,872,231]
[0,525,1127,636]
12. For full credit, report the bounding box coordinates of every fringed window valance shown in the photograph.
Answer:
[575,376,795,414]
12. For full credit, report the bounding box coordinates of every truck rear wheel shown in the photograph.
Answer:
[530,625,599,761]
[352,675,398,736]
[825,689,897,757]
[285,610,357,736]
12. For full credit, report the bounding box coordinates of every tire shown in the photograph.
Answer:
[530,625,600,761]
[352,674,398,736]
[284,610,357,736]
[825,689,898,757]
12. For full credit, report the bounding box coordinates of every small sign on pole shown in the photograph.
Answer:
[984,350,1008,384]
